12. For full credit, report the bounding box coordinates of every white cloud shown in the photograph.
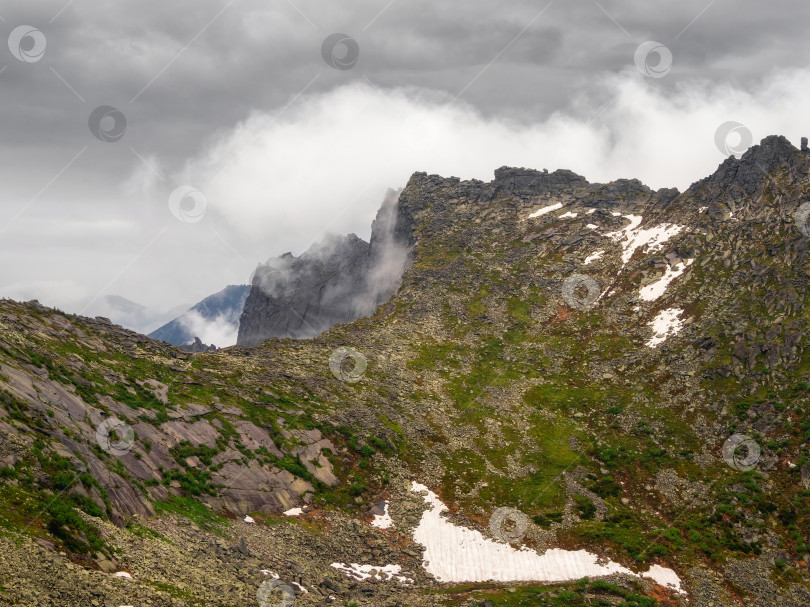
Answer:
[180,67,810,260]
[5,65,810,319]
[0,280,90,311]
[178,310,239,347]
[123,153,165,201]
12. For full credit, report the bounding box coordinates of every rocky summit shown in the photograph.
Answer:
[237,189,412,346]
[1,135,810,606]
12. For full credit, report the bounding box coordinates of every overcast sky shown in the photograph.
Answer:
[1,0,810,323]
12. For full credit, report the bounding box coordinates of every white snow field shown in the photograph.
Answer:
[584,250,604,265]
[646,308,686,347]
[603,215,684,266]
[330,563,413,584]
[528,202,563,218]
[410,482,682,593]
[639,260,694,301]
[371,501,394,529]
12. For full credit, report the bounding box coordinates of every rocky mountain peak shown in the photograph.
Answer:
[492,166,588,195]
[237,189,411,346]
[702,135,808,201]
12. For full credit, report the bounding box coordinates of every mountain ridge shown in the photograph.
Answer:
[1,135,810,606]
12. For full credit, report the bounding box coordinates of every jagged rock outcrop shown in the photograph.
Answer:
[181,336,217,352]
[237,189,413,345]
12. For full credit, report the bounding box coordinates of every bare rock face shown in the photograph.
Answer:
[0,310,341,523]
[237,189,413,345]
[237,233,372,344]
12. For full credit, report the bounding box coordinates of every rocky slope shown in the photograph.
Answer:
[1,136,810,606]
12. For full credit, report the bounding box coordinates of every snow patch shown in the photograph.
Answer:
[410,482,681,592]
[584,250,604,265]
[638,259,693,301]
[244,515,255,524]
[371,501,394,529]
[586,223,598,230]
[291,582,309,594]
[331,563,413,584]
[645,564,684,591]
[528,202,563,218]
[603,215,684,266]
[114,571,132,579]
[261,570,280,579]
[559,211,578,219]
[646,308,686,348]
[586,208,596,214]
[283,507,304,516]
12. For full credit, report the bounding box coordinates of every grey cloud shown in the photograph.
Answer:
[1,0,809,317]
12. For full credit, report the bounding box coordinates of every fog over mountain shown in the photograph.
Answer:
[149,285,250,347]
[1,1,810,315]
[238,189,411,345]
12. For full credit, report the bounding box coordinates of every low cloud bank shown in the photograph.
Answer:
[182,67,810,260]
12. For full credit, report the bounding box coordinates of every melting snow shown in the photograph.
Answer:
[114,572,132,579]
[584,250,604,265]
[603,215,684,266]
[647,309,686,347]
[559,211,578,219]
[638,260,693,301]
[586,208,596,214]
[244,515,255,524]
[410,482,682,592]
[528,202,563,218]
[371,501,394,529]
[283,507,304,516]
[586,223,598,229]
[331,563,413,584]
